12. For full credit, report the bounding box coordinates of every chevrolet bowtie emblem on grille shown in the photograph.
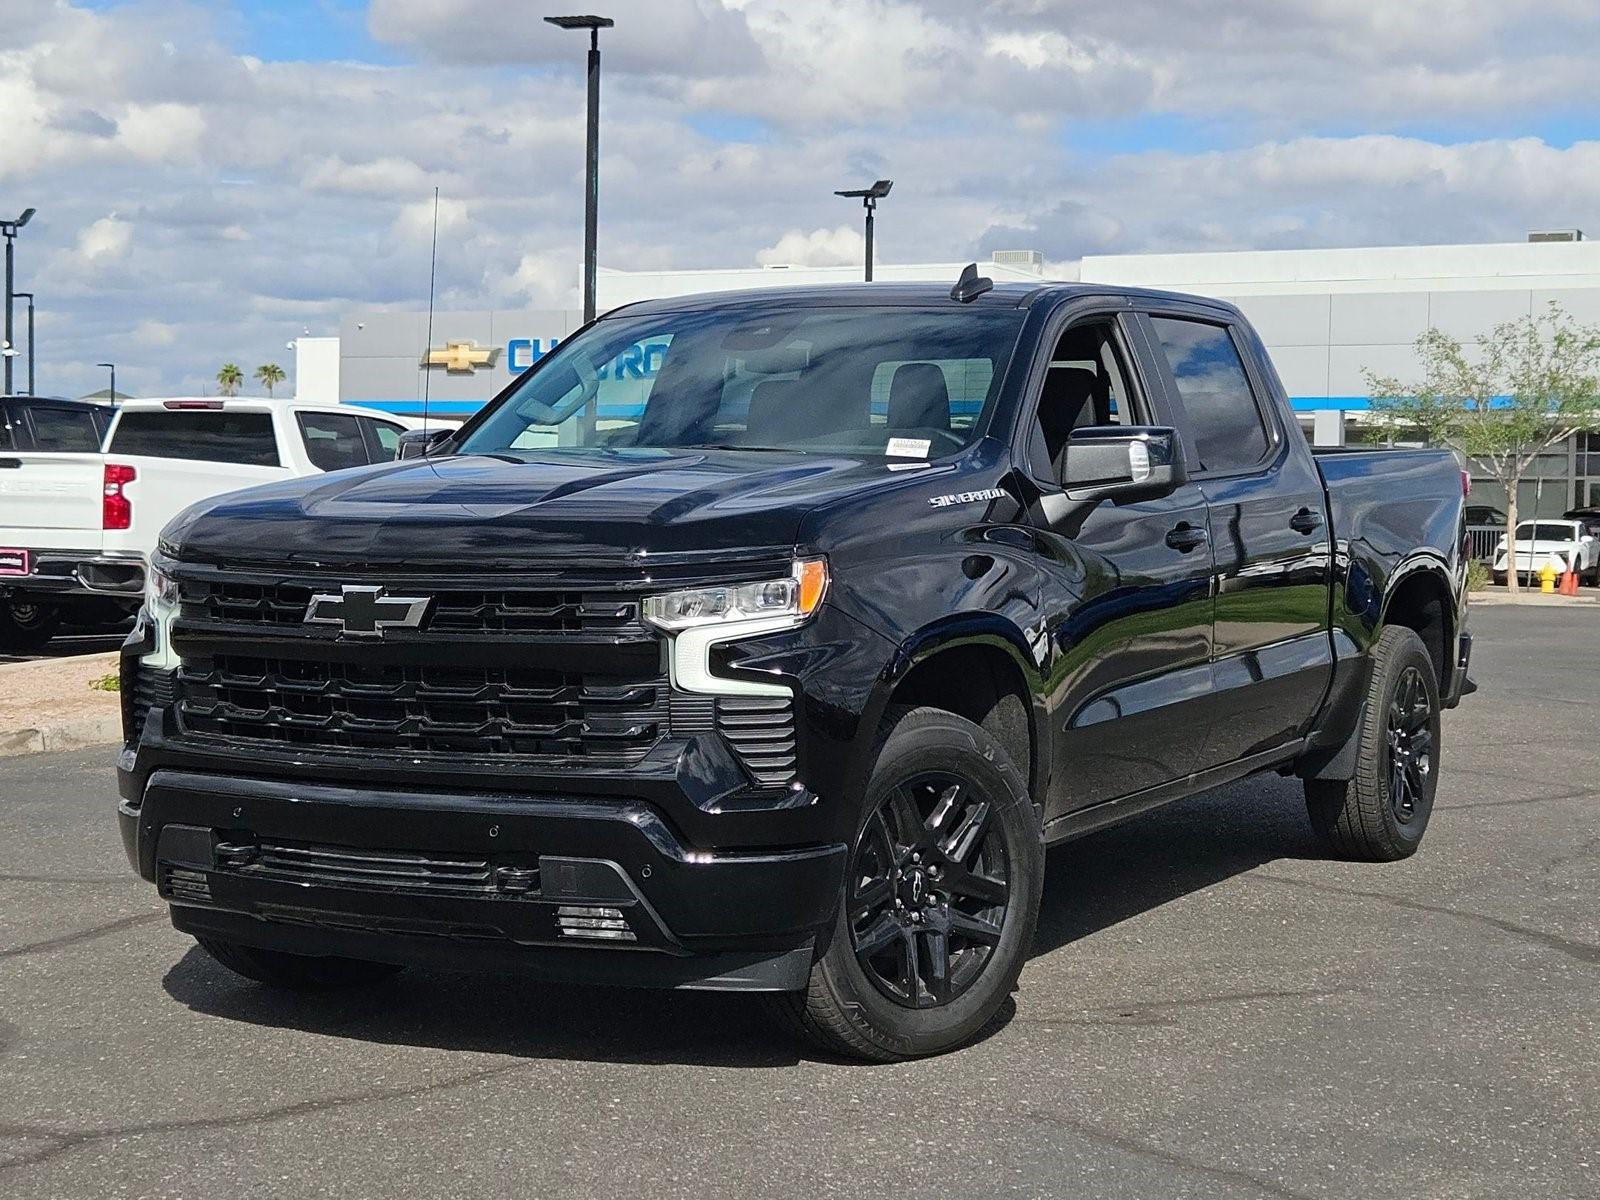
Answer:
[305,585,431,639]
[421,339,499,373]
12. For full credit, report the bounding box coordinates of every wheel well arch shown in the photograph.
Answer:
[884,637,1041,800]
[1381,564,1454,694]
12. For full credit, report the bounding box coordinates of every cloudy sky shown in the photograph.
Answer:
[3,0,1599,397]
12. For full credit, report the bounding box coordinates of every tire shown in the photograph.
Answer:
[196,936,404,990]
[1305,626,1441,862]
[1492,572,1506,587]
[767,705,1043,1061]
[0,598,63,654]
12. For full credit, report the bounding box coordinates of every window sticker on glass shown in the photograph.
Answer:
[886,437,931,459]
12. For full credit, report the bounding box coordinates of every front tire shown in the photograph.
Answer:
[769,706,1043,1061]
[1305,626,1441,861]
[0,598,63,654]
[196,936,404,990]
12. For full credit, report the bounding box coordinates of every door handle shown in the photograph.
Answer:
[1165,523,1209,552]
[0,458,21,469]
[1289,507,1324,535]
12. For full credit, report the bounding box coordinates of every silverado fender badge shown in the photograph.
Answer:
[305,585,432,639]
[928,488,1007,509]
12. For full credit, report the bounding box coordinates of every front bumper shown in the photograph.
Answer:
[119,767,845,991]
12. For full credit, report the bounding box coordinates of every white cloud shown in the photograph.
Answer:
[116,102,206,163]
[392,195,470,245]
[73,215,133,263]
[758,226,866,268]
[5,1,1600,397]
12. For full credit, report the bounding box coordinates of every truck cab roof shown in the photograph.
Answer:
[606,280,1241,319]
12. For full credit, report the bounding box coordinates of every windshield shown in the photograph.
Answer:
[456,305,1025,459]
[1516,522,1578,542]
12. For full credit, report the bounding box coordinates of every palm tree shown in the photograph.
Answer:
[254,362,286,398]
[216,363,243,396]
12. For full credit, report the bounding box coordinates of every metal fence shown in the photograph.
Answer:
[1466,526,1502,561]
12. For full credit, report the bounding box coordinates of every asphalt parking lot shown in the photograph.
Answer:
[1,604,1595,1199]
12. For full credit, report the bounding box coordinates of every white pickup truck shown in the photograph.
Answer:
[0,398,423,652]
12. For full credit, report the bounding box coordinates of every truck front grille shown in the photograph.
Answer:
[246,840,503,896]
[178,579,644,636]
[176,656,666,762]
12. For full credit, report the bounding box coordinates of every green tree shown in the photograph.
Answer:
[1367,302,1600,593]
[216,362,243,397]
[254,362,286,398]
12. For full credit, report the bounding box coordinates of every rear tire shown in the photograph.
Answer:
[196,936,404,990]
[0,598,63,653]
[767,705,1043,1061]
[1305,626,1441,862]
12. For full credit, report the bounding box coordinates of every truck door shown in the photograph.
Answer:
[1138,312,1333,768]
[1022,311,1216,822]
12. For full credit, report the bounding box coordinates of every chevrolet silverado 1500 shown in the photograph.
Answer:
[118,276,1473,1060]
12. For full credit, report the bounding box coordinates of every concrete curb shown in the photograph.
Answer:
[0,714,122,758]
[1470,591,1600,607]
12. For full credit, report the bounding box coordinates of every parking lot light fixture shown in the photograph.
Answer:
[96,361,116,402]
[2,207,37,396]
[833,180,893,282]
[544,14,614,325]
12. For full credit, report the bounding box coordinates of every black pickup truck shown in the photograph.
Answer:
[118,276,1472,1060]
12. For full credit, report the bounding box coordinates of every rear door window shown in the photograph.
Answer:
[25,406,102,451]
[108,411,281,467]
[1148,317,1271,473]
[297,411,371,471]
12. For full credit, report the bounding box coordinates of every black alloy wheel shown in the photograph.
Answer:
[849,773,1011,1009]
[1386,665,1435,826]
[768,705,1043,1061]
[1305,624,1441,861]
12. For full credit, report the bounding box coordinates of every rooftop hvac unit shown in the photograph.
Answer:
[990,249,1045,273]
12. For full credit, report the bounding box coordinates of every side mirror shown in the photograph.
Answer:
[396,428,452,460]
[1061,426,1186,504]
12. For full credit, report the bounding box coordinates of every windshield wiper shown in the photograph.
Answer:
[690,443,797,453]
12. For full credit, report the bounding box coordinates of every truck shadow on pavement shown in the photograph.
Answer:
[159,774,1325,1066]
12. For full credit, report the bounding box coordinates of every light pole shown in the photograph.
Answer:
[544,14,613,324]
[2,207,36,396]
[833,180,893,282]
[13,292,34,395]
[96,362,116,402]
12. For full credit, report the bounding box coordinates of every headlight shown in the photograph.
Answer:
[145,560,179,614]
[643,558,828,632]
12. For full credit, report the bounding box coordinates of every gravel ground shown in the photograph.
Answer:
[0,604,1595,1199]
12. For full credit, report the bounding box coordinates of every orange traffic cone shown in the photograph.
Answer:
[1559,563,1580,596]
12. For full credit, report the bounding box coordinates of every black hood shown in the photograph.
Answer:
[164,449,904,570]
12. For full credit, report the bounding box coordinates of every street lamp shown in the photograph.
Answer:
[12,292,34,395]
[833,180,892,282]
[96,362,116,403]
[2,206,36,396]
[544,14,614,324]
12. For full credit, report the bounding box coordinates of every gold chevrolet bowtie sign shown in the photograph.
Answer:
[422,340,499,373]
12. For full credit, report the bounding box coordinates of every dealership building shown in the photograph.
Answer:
[302,233,1600,516]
